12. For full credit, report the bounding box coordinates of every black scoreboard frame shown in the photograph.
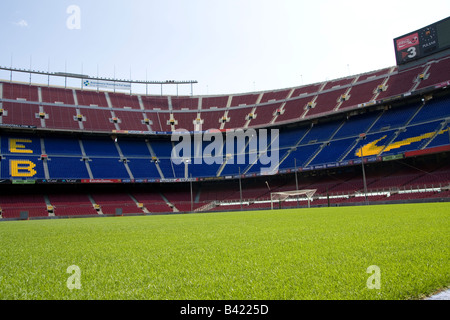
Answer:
[394,16,450,65]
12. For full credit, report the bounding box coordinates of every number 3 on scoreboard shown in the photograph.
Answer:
[407,46,417,58]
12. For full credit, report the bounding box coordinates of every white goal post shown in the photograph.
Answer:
[270,189,317,209]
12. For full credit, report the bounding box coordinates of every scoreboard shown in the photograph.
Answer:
[394,16,450,65]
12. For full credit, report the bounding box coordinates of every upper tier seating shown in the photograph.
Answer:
[1,54,449,133]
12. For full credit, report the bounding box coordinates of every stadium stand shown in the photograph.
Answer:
[48,193,98,217]
[0,193,48,219]
[171,96,199,110]
[1,50,450,219]
[1,91,449,182]
[0,53,448,135]
[90,192,142,215]
[41,86,75,105]
[75,89,109,108]
[108,92,141,110]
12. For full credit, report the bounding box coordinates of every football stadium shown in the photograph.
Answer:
[0,4,449,304]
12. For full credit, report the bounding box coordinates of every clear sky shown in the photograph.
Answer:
[1,0,449,96]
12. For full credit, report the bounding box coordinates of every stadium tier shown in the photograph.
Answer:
[0,156,449,219]
[1,55,450,133]
[1,92,449,182]
[1,53,450,219]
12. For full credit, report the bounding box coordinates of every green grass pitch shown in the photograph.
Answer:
[0,203,448,300]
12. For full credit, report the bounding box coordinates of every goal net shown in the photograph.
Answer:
[270,189,317,209]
